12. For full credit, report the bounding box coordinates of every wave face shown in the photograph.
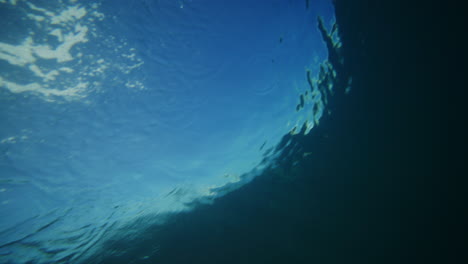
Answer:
[0,0,343,263]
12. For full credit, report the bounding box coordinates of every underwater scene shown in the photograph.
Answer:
[5,0,440,263]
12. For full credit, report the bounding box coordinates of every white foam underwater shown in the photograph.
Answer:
[0,0,143,101]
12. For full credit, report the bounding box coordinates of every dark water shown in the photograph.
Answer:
[88,1,457,264]
[1,0,461,263]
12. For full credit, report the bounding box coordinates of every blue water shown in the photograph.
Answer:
[0,0,342,263]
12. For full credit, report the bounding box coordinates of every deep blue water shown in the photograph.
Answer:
[0,0,346,263]
[1,0,456,263]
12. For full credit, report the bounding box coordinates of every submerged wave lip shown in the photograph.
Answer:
[0,0,347,263]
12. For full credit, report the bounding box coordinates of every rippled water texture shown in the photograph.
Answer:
[0,0,344,262]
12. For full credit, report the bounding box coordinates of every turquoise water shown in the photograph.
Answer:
[0,0,343,263]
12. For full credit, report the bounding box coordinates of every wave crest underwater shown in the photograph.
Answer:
[0,0,349,263]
